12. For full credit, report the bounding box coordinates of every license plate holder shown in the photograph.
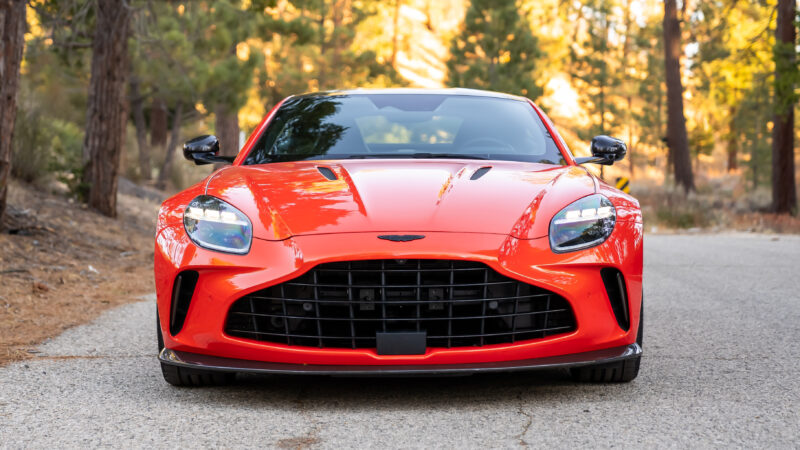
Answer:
[376,331,427,355]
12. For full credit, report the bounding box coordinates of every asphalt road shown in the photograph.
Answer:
[1,233,799,448]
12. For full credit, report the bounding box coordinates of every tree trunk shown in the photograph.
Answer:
[150,97,168,149]
[318,0,327,90]
[129,76,150,181]
[215,104,240,158]
[663,0,694,193]
[622,0,634,177]
[772,0,798,214]
[0,0,25,224]
[628,98,635,177]
[726,105,738,172]
[82,0,131,217]
[156,102,183,190]
[391,0,401,67]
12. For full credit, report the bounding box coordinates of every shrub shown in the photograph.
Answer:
[11,107,83,193]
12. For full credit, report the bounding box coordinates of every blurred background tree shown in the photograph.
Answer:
[446,0,542,98]
[0,0,27,222]
[0,0,797,223]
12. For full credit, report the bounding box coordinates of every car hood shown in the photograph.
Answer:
[205,160,596,241]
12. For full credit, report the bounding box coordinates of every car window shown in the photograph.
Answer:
[243,94,565,165]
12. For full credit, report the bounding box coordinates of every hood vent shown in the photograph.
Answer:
[470,166,492,180]
[317,166,337,180]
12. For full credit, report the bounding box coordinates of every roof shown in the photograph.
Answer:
[294,88,529,102]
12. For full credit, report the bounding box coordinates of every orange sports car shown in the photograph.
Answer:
[155,89,643,386]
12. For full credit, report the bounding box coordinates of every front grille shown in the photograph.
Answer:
[225,260,576,349]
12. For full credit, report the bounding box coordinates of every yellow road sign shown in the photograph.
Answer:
[615,177,630,194]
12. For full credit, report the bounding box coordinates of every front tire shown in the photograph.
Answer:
[157,310,235,387]
[570,299,643,383]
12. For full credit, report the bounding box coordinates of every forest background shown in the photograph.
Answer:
[1,0,799,231]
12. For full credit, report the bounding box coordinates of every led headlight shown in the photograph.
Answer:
[549,194,616,253]
[184,195,252,254]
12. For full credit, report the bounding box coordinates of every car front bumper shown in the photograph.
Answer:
[155,225,643,367]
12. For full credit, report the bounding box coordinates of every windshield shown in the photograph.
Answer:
[243,94,566,165]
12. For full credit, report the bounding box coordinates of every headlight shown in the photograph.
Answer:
[184,195,252,254]
[549,194,616,253]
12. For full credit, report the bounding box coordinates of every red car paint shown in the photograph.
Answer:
[155,90,643,368]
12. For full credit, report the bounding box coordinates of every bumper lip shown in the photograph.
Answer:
[158,343,641,376]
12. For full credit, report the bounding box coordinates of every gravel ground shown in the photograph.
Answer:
[1,233,799,448]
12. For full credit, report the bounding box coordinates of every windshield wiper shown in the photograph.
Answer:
[343,153,488,160]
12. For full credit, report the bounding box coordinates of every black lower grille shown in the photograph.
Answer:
[225,260,576,349]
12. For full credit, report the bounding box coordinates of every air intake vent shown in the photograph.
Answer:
[600,268,630,331]
[317,166,337,180]
[225,260,576,349]
[170,271,199,336]
[470,166,492,180]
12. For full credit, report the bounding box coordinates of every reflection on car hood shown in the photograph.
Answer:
[204,160,596,241]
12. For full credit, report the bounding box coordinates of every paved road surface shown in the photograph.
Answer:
[1,234,799,448]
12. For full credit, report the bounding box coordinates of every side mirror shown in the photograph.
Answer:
[575,135,627,165]
[183,135,235,165]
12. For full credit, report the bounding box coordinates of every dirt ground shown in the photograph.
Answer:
[0,182,161,364]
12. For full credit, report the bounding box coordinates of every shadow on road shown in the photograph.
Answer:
[164,369,631,411]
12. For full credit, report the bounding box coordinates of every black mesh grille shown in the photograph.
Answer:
[224,260,576,349]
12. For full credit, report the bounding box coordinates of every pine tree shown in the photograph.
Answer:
[0,0,26,223]
[82,0,131,217]
[569,0,621,140]
[631,15,667,172]
[446,0,543,99]
[772,0,797,214]
[692,0,774,175]
[663,0,694,193]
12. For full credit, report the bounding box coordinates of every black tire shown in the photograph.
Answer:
[570,298,643,383]
[157,310,235,387]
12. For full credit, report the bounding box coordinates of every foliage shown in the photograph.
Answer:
[568,0,622,139]
[8,0,798,216]
[11,106,83,189]
[632,14,666,152]
[690,0,776,180]
[446,0,542,98]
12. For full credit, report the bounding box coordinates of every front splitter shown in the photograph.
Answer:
[158,344,641,376]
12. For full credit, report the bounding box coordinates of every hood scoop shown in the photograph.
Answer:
[317,166,337,180]
[470,166,492,180]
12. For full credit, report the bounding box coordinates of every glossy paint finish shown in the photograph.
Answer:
[155,89,644,368]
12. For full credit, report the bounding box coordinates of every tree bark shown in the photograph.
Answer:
[391,0,401,67]
[150,97,168,149]
[156,102,183,190]
[129,76,150,181]
[662,0,694,193]
[318,0,327,90]
[215,103,240,158]
[726,105,738,172]
[82,0,131,217]
[0,0,25,224]
[772,0,797,214]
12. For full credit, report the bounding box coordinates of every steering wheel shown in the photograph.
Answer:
[460,137,515,153]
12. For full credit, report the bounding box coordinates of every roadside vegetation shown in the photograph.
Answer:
[0,180,159,364]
